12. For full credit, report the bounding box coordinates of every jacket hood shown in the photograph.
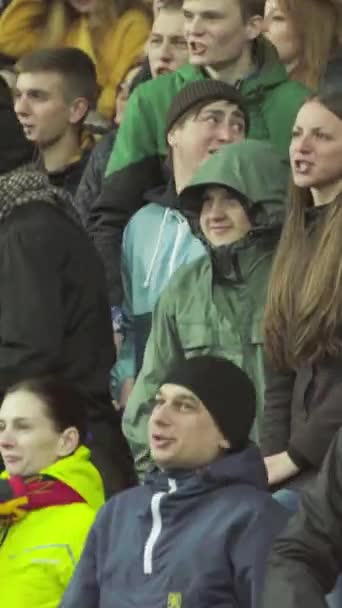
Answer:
[40,445,105,511]
[179,139,289,230]
[145,444,268,496]
[144,178,178,208]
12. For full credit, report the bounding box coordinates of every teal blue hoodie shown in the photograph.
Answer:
[112,183,205,395]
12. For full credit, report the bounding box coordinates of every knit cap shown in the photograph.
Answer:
[166,80,250,134]
[164,356,256,450]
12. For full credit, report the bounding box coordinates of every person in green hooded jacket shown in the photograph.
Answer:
[122,138,289,478]
[87,0,310,309]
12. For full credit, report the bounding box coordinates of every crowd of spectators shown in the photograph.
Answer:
[0,0,342,606]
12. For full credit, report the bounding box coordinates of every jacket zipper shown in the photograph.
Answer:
[143,478,177,575]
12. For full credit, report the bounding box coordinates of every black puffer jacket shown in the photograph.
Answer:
[74,130,116,227]
[0,170,114,416]
[263,429,342,608]
[0,76,33,174]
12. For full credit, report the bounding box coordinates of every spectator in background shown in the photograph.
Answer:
[263,0,342,90]
[0,0,152,120]
[262,88,342,496]
[0,70,33,175]
[0,170,135,496]
[263,428,342,608]
[14,47,98,196]
[75,0,188,227]
[112,80,248,407]
[123,139,289,478]
[61,357,289,608]
[87,0,310,310]
[0,377,105,608]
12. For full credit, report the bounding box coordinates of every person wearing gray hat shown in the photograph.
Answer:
[61,355,289,608]
[123,138,289,479]
[112,79,249,406]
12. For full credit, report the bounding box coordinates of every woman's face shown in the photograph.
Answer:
[0,390,67,476]
[290,100,342,190]
[67,0,99,14]
[263,0,301,70]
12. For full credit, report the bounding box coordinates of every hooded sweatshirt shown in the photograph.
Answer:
[60,447,289,608]
[0,446,104,607]
[86,35,310,306]
[122,140,289,478]
[112,180,205,393]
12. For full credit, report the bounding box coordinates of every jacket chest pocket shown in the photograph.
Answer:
[177,321,243,367]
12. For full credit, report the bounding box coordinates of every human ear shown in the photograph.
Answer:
[245,15,264,41]
[57,427,80,457]
[69,97,89,125]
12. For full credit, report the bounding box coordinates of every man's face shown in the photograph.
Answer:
[148,9,189,78]
[149,383,229,469]
[14,72,76,148]
[168,99,246,183]
[183,0,259,69]
[200,186,251,247]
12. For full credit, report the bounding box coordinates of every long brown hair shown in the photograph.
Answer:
[277,0,341,90]
[264,88,342,370]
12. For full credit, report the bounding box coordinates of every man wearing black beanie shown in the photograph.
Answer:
[61,355,289,608]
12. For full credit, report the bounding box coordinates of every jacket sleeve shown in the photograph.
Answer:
[261,361,295,456]
[263,430,342,608]
[0,0,44,57]
[59,526,99,608]
[288,371,342,468]
[86,85,164,306]
[122,284,183,478]
[0,209,64,391]
[230,499,289,608]
[74,133,114,228]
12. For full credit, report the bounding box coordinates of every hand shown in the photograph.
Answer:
[264,452,300,486]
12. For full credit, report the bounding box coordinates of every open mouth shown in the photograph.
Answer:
[155,65,172,76]
[151,434,175,449]
[189,41,207,56]
[293,159,313,175]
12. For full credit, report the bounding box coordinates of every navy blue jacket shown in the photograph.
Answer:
[61,446,289,608]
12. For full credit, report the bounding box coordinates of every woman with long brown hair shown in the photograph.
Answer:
[264,0,342,90]
[0,0,152,119]
[262,87,342,492]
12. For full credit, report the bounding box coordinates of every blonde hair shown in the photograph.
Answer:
[41,0,151,47]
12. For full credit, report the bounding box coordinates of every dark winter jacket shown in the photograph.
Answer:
[61,447,289,608]
[0,170,114,417]
[74,130,117,227]
[322,47,342,87]
[0,75,33,174]
[47,152,91,197]
[261,354,342,490]
[263,429,342,608]
[87,36,309,306]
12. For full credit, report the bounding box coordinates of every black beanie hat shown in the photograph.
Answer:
[164,356,256,450]
[166,80,250,135]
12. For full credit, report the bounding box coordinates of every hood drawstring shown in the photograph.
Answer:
[143,208,170,288]
[143,210,189,288]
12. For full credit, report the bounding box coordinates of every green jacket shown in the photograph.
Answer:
[122,140,289,478]
[88,36,310,306]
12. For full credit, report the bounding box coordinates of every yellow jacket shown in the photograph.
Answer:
[0,0,151,118]
[0,446,104,607]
